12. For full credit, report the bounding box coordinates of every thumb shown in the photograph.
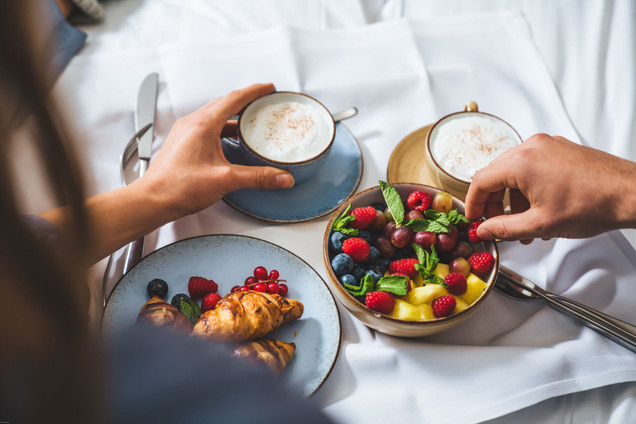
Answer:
[477,210,542,241]
[225,165,295,191]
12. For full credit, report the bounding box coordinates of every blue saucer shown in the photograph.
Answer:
[222,123,362,223]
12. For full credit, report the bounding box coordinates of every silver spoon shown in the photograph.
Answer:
[101,123,153,308]
[496,265,636,353]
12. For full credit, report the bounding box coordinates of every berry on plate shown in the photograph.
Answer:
[365,290,395,314]
[201,292,222,312]
[349,206,377,230]
[388,258,419,279]
[444,272,467,295]
[188,276,219,299]
[342,237,371,262]
[431,294,457,318]
[170,293,190,308]
[467,251,495,276]
[147,278,169,299]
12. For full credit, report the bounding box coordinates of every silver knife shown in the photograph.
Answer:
[123,72,159,274]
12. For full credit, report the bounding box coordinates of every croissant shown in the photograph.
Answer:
[136,296,192,332]
[191,291,304,342]
[232,339,296,375]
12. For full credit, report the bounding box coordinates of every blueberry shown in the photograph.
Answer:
[147,278,169,299]
[331,253,354,276]
[365,269,383,283]
[358,229,374,245]
[329,231,348,253]
[378,258,392,272]
[365,246,380,264]
[170,293,190,308]
[340,274,357,286]
[372,202,386,211]
[351,264,366,280]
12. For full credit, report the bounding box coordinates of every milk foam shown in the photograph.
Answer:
[431,115,519,181]
[242,101,332,163]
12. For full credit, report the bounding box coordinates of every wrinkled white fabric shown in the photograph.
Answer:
[48,1,636,423]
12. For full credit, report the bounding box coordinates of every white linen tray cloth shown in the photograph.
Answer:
[54,6,636,423]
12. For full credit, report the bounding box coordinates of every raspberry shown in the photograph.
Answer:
[388,258,419,279]
[365,291,395,314]
[349,206,377,230]
[467,220,483,243]
[444,272,467,295]
[406,190,432,212]
[201,292,222,312]
[188,276,218,299]
[342,237,371,262]
[468,251,495,276]
[431,295,456,318]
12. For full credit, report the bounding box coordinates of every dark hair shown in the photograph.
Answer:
[0,1,98,422]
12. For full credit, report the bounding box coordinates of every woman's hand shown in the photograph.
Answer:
[137,83,294,221]
[464,133,636,243]
[41,83,294,261]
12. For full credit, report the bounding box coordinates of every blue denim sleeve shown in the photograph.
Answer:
[44,0,87,78]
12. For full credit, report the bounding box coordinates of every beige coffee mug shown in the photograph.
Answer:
[425,101,522,199]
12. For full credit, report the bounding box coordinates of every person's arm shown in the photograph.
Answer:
[39,83,294,262]
[464,133,636,242]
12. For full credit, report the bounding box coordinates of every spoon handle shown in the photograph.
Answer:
[544,292,636,350]
[507,277,636,352]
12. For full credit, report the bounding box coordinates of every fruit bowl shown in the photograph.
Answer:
[322,182,498,337]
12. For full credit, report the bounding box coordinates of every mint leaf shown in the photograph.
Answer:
[179,299,201,325]
[411,242,427,264]
[343,274,375,297]
[448,209,470,225]
[379,180,405,227]
[423,273,446,286]
[425,245,440,273]
[376,275,408,296]
[406,219,449,234]
[332,203,359,236]
[412,244,442,285]
[423,209,443,220]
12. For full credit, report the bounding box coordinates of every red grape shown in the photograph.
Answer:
[391,226,414,248]
[413,230,436,250]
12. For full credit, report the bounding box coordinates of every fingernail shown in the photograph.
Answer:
[274,173,294,189]
[477,227,493,240]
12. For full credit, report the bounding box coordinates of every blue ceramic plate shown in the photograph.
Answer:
[222,123,362,223]
[102,235,341,397]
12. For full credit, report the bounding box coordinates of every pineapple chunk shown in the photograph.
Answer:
[454,296,470,313]
[411,273,424,288]
[403,284,448,306]
[390,299,421,321]
[390,299,435,321]
[434,263,449,279]
[459,273,488,304]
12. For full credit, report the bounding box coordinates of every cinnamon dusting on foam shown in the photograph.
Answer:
[243,101,331,162]
[431,115,519,181]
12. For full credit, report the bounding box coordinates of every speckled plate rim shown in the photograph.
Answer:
[221,122,363,223]
[101,234,342,397]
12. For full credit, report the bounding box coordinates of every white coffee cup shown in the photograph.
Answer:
[235,91,336,184]
[425,102,522,199]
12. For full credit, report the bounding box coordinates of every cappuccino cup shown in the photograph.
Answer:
[233,91,336,184]
[425,102,522,199]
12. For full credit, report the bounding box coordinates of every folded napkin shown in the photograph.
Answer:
[55,6,636,423]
